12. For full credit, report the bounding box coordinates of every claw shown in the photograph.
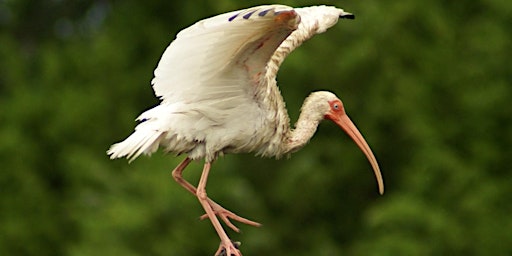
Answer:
[216,241,242,256]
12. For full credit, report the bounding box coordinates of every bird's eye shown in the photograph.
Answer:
[333,103,339,110]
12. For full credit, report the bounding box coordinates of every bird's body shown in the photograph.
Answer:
[109,5,346,162]
[109,5,383,256]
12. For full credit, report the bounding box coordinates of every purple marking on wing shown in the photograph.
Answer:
[228,13,239,22]
[243,10,257,19]
[258,8,274,17]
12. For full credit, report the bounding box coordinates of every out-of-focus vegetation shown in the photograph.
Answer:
[1,0,511,255]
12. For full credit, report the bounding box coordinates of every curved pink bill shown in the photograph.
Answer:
[331,114,384,195]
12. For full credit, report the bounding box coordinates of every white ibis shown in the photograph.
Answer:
[108,4,384,256]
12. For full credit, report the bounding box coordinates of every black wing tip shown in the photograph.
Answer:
[340,13,355,20]
[228,6,294,22]
[228,13,239,21]
[242,10,257,20]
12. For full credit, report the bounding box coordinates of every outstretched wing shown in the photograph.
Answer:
[266,6,354,75]
[151,5,300,105]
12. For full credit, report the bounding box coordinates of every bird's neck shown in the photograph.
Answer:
[284,106,323,154]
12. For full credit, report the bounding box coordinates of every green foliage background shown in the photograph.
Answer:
[1,0,511,255]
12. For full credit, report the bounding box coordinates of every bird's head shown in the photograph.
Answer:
[307,91,384,194]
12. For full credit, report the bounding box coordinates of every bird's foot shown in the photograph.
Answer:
[200,199,261,232]
[215,240,242,256]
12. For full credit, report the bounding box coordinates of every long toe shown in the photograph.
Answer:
[202,199,262,232]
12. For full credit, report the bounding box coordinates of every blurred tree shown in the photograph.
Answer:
[0,0,510,255]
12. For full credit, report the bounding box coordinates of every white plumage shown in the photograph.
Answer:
[108,5,354,162]
[108,5,382,256]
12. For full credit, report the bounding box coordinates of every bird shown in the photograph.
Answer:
[108,4,384,256]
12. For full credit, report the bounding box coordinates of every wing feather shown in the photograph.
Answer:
[151,5,299,104]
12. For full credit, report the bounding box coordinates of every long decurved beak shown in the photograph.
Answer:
[329,113,384,194]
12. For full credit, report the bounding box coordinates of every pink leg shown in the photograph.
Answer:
[197,162,242,256]
[171,158,261,232]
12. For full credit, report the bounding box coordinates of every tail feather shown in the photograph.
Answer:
[107,128,164,162]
